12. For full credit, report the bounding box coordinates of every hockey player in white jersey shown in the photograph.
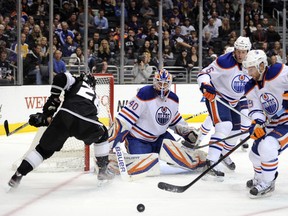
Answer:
[197,36,251,179]
[109,69,207,176]
[243,50,288,198]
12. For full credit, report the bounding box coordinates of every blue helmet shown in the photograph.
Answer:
[153,69,172,99]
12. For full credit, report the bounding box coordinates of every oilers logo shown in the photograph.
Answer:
[231,74,250,93]
[155,106,172,125]
[260,93,278,115]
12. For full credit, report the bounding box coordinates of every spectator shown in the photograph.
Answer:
[222,2,235,21]
[139,0,155,21]
[59,1,74,22]
[211,11,222,29]
[203,17,219,39]
[52,34,62,50]
[98,39,111,63]
[0,24,10,48]
[132,54,153,84]
[218,17,232,41]
[39,19,49,38]
[93,60,109,74]
[145,27,158,51]
[114,0,127,18]
[124,28,138,59]
[187,30,199,47]
[143,18,154,35]
[103,0,115,17]
[162,31,175,53]
[180,18,195,38]
[61,35,78,57]
[128,14,142,33]
[0,49,13,85]
[266,25,281,43]
[250,1,263,21]
[171,26,192,53]
[138,40,152,56]
[127,0,140,19]
[261,17,270,31]
[73,31,83,48]
[94,9,109,30]
[92,32,102,48]
[49,49,66,76]
[267,41,282,58]
[67,12,80,33]
[27,24,43,49]
[55,21,75,46]
[135,26,147,39]
[88,38,96,55]
[23,44,42,85]
[10,33,29,64]
[189,45,199,67]
[69,47,84,65]
[174,49,193,70]
[202,31,214,52]
[245,19,257,38]
[179,0,192,19]
[78,5,94,34]
[162,0,173,17]
[252,24,267,45]
[29,0,49,16]
[168,6,183,25]
[167,17,178,36]
[90,0,104,10]
[269,55,278,65]
[163,45,174,60]
[38,36,49,64]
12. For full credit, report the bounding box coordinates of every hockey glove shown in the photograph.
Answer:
[249,119,265,140]
[282,91,288,110]
[29,112,49,127]
[175,125,198,144]
[200,82,216,101]
[109,118,130,149]
[43,95,61,117]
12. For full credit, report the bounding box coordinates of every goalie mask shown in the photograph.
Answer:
[153,69,172,100]
[80,71,96,89]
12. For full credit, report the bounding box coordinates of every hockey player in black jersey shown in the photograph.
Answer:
[8,72,114,188]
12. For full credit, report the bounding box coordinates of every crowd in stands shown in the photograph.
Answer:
[0,0,287,85]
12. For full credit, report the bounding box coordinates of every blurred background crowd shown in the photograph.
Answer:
[0,0,287,85]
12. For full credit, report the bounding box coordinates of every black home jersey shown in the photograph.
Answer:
[52,73,99,118]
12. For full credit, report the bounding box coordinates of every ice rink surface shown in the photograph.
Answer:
[1,127,288,216]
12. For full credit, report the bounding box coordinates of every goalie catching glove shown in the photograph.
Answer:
[249,119,265,140]
[29,112,50,127]
[175,124,198,144]
[43,95,61,117]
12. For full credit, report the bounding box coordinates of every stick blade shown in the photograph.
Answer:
[158,182,187,193]
[4,120,9,136]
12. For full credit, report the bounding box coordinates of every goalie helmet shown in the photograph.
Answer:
[153,69,172,99]
[80,71,96,89]
[234,36,251,51]
[242,50,268,72]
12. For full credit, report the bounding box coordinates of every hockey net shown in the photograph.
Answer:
[12,74,114,172]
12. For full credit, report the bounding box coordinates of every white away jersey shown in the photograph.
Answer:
[197,52,250,105]
[245,63,288,126]
[117,85,184,142]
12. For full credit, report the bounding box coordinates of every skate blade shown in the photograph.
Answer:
[202,173,224,182]
[249,191,273,199]
[97,179,113,187]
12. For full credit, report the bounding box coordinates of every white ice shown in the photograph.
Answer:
[1,126,288,216]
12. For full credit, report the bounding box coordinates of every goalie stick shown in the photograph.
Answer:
[4,120,29,136]
[158,108,286,193]
[158,135,250,193]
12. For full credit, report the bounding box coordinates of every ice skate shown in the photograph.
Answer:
[249,172,278,198]
[241,141,249,151]
[8,171,23,189]
[246,178,258,188]
[96,156,115,185]
[220,154,236,170]
[202,160,224,182]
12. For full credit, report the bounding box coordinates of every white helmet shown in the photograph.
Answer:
[242,50,268,69]
[234,36,251,51]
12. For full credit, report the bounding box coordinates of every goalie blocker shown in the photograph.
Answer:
[108,139,207,179]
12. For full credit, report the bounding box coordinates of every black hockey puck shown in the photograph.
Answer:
[137,204,145,212]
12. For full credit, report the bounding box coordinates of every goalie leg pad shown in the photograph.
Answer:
[108,152,160,177]
[160,139,207,171]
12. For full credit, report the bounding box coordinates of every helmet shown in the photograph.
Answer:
[234,36,251,51]
[153,69,172,99]
[242,50,268,70]
[80,71,96,89]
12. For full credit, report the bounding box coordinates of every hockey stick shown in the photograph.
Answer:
[158,135,250,193]
[158,108,286,193]
[184,110,208,121]
[181,130,249,149]
[3,120,29,136]
[214,97,252,121]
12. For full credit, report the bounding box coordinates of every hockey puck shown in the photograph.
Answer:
[137,204,145,212]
